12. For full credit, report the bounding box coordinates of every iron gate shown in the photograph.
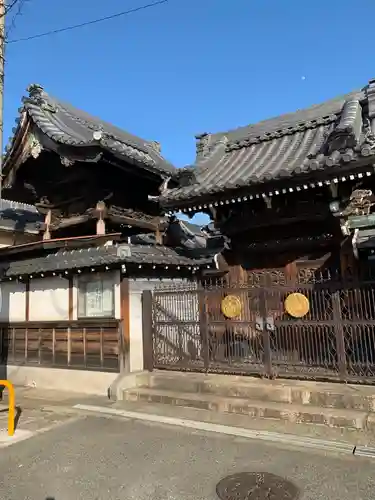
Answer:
[147,275,375,383]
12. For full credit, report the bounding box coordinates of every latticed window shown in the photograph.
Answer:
[77,273,115,318]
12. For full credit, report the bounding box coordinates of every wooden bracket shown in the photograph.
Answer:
[95,201,106,235]
[43,209,52,240]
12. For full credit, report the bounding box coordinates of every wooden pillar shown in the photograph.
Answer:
[25,278,30,322]
[43,210,52,240]
[340,236,358,280]
[119,276,130,371]
[95,201,106,235]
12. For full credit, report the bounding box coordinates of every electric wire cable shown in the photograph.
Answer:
[6,0,27,38]
[7,0,169,44]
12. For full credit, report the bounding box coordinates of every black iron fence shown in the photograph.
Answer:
[143,274,375,383]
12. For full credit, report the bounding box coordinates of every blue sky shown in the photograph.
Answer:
[4,0,375,224]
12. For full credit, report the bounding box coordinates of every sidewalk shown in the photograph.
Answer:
[0,386,111,443]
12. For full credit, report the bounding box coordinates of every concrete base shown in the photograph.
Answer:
[108,370,150,401]
[6,365,118,396]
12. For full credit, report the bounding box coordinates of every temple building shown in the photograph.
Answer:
[151,78,375,383]
[0,84,224,393]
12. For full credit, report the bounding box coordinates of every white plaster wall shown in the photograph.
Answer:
[128,278,195,372]
[0,281,26,321]
[29,276,70,321]
[114,271,121,319]
[129,290,143,372]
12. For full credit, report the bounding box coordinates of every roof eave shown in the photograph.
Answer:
[159,156,375,212]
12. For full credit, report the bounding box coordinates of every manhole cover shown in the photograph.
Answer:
[216,472,300,500]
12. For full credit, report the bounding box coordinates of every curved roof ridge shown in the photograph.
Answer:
[207,90,365,144]
[8,83,176,177]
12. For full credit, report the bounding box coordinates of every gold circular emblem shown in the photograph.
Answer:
[221,295,242,319]
[284,293,310,318]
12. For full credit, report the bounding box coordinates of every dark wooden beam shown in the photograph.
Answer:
[107,213,158,231]
[49,214,92,230]
[233,234,338,253]
[219,204,332,235]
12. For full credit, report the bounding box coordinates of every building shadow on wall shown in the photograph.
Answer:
[0,283,11,400]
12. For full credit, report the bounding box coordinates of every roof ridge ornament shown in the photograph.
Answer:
[25,83,57,113]
[195,132,212,159]
[326,99,362,154]
[149,141,161,153]
[366,78,375,120]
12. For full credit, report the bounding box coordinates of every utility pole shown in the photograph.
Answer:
[0,0,5,198]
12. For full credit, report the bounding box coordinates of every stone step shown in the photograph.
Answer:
[113,399,375,447]
[123,387,373,432]
[147,371,375,412]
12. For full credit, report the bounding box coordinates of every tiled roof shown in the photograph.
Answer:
[0,244,214,277]
[160,84,375,207]
[5,84,176,178]
[0,199,42,234]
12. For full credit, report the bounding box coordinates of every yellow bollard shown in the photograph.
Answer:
[0,380,15,436]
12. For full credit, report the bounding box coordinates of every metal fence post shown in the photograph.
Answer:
[332,289,347,380]
[259,289,273,377]
[142,290,154,372]
[198,287,209,371]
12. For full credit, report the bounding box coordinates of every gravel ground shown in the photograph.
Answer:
[1,414,374,500]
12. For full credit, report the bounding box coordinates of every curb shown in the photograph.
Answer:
[73,404,375,459]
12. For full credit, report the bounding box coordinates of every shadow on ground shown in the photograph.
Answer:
[0,405,22,431]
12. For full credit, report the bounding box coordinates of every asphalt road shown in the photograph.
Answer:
[1,415,374,500]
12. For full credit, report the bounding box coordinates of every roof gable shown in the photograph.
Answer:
[4,84,176,179]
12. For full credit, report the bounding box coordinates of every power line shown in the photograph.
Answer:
[6,0,27,38]
[4,0,20,16]
[7,0,169,44]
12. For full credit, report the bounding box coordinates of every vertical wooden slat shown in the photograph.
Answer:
[67,326,71,366]
[68,276,74,321]
[52,327,56,364]
[38,328,42,365]
[100,327,104,367]
[25,326,28,361]
[11,327,15,362]
[83,327,87,366]
[25,278,30,322]
[120,277,130,371]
